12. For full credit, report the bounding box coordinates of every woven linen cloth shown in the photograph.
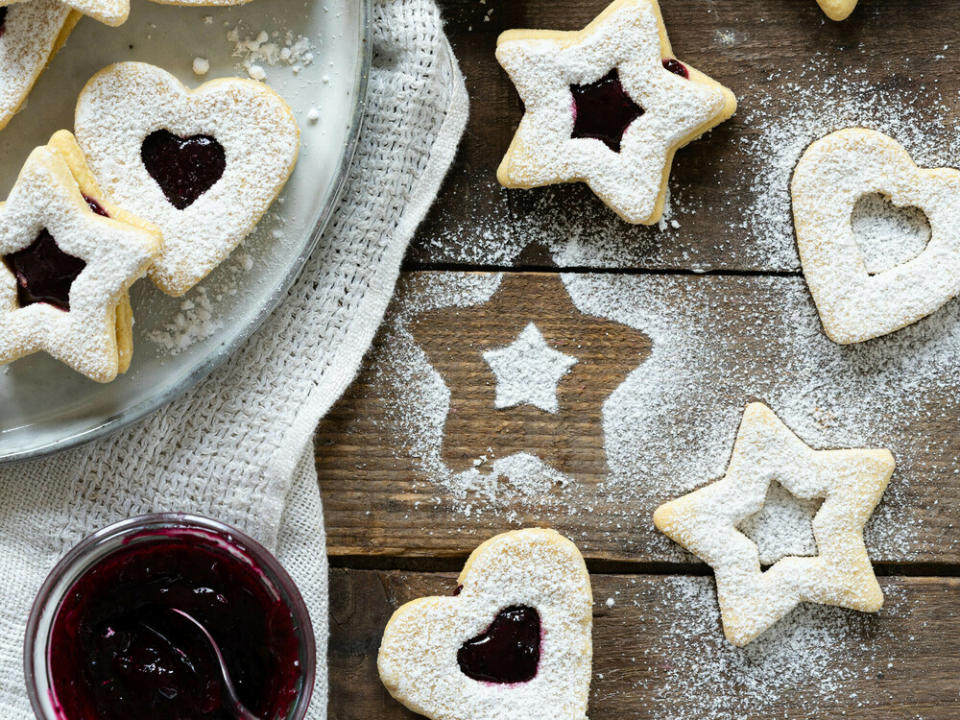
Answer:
[0,1,468,716]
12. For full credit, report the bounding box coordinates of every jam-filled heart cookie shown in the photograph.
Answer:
[74,62,300,296]
[654,403,894,647]
[378,529,593,720]
[792,128,960,344]
[0,132,162,382]
[496,0,737,225]
[817,0,858,21]
[0,1,79,132]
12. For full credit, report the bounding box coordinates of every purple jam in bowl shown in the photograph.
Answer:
[25,514,315,720]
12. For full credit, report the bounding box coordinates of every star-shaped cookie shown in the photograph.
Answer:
[0,134,161,382]
[653,402,894,647]
[817,0,858,21]
[409,272,650,482]
[495,0,737,225]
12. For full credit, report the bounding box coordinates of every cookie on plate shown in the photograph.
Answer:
[817,0,858,21]
[378,528,593,720]
[0,0,126,28]
[496,0,736,225]
[75,62,300,297]
[0,132,162,382]
[0,1,80,132]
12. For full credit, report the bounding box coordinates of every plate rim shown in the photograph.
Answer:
[0,0,374,465]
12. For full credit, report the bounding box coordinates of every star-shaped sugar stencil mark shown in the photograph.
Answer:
[483,323,578,413]
[654,402,895,647]
[0,145,158,381]
[496,0,736,224]
[408,273,651,483]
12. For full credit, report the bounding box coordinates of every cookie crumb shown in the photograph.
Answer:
[192,57,210,76]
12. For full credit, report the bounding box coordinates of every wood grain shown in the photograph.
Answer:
[316,270,960,565]
[329,569,960,720]
[409,0,960,272]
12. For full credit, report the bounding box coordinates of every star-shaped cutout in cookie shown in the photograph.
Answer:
[495,0,737,224]
[0,143,160,381]
[483,322,579,413]
[817,0,858,21]
[409,272,651,482]
[653,402,895,647]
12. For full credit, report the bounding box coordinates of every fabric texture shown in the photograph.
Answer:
[0,1,468,716]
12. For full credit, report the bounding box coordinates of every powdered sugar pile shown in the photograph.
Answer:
[226,24,315,80]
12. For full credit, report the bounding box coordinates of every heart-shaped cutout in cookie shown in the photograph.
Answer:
[792,128,960,344]
[75,62,299,296]
[457,605,541,683]
[378,528,592,720]
[140,130,226,210]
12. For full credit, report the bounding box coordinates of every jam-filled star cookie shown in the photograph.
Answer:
[378,529,593,720]
[496,0,737,225]
[0,1,80,132]
[0,132,162,382]
[817,0,858,21]
[75,62,300,296]
[654,403,894,647]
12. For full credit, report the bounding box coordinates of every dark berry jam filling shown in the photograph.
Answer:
[47,528,303,720]
[662,58,689,78]
[141,130,226,210]
[3,231,85,311]
[83,195,109,218]
[457,605,541,684]
[570,69,644,153]
[0,7,8,38]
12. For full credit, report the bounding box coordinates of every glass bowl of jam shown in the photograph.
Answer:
[25,513,315,720]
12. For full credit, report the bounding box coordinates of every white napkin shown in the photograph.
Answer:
[0,1,468,716]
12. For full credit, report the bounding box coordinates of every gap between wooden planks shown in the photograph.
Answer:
[328,569,960,720]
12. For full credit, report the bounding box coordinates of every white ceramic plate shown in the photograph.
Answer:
[0,0,370,461]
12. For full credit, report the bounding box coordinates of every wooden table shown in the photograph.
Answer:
[318,2,960,718]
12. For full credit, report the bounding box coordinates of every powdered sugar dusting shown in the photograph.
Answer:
[369,269,960,563]
[615,575,909,720]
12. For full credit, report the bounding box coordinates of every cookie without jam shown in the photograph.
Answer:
[654,403,894,647]
[792,128,960,344]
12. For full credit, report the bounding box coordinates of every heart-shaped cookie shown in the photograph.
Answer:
[378,528,593,720]
[0,1,79,132]
[792,128,960,344]
[74,62,299,296]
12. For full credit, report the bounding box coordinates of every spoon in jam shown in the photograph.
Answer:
[142,608,260,720]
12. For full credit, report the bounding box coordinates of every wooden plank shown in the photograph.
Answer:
[316,270,960,564]
[329,569,960,720]
[409,0,960,272]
